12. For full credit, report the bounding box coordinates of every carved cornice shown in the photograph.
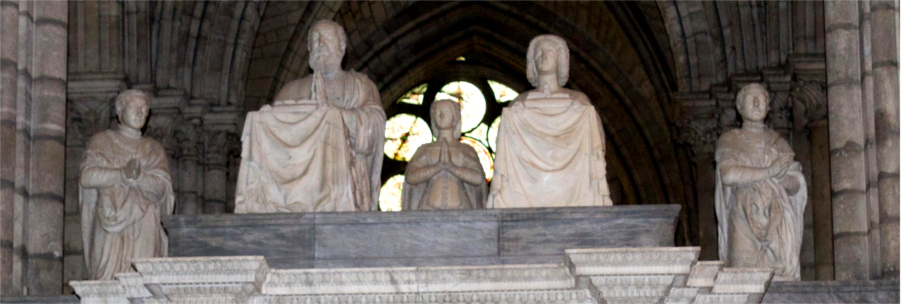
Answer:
[68,280,129,304]
[686,261,724,287]
[565,247,700,276]
[114,272,153,298]
[71,249,775,304]
[132,256,269,285]
[711,268,773,294]
[252,289,597,304]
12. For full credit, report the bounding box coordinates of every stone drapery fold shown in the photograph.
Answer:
[487,97,612,208]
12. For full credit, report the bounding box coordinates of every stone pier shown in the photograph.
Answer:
[871,0,900,278]
[0,0,69,295]
[825,0,872,281]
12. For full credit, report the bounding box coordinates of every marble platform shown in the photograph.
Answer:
[162,205,680,268]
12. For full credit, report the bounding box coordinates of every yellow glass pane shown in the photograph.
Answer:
[465,123,489,148]
[460,137,494,182]
[379,175,404,212]
[397,83,428,105]
[384,114,432,161]
[436,81,486,132]
[488,80,519,103]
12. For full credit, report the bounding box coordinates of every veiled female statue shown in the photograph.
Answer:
[402,100,487,210]
[715,83,807,281]
[79,90,175,279]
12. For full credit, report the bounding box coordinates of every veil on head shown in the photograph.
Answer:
[430,99,462,140]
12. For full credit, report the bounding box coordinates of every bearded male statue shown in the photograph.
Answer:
[235,20,385,212]
[79,89,175,279]
[487,34,612,208]
[715,83,807,281]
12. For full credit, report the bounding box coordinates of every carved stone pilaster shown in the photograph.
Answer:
[145,114,179,157]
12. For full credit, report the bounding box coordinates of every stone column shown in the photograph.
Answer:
[825,0,872,281]
[176,123,202,215]
[0,0,19,294]
[859,0,883,279]
[870,0,900,279]
[791,81,835,281]
[674,93,720,261]
[202,130,230,214]
[0,0,68,295]
[63,74,124,294]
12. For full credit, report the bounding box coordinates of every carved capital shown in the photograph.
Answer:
[175,123,201,158]
[789,81,827,129]
[67,99,113,145]
[145,114,179,156]
[203,130,238,166]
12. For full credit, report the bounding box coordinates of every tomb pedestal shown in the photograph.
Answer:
[162,205,679,268]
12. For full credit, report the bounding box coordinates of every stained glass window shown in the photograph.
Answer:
[384,114,432,161]
[488,116,502,151]
[467,123,490,147]
[379,79,518,211]
[379,175,405,212]
[460,137,494,181]
[488,80,519,103]
[435,81,486,132]
[397,84,427,105]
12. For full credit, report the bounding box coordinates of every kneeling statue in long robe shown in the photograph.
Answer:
[80,90,175,280]
[715,83,807,281]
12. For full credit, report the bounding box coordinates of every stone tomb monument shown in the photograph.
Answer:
[234,20,385,213]
[488,34,612,208]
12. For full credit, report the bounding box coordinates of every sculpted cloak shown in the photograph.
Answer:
[487,93,612,208]
[235,71,385,212]
[401,104,487,210]
[715,129,807,281]
[79,130,175,280]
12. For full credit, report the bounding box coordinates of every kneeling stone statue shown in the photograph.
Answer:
[79,90,175,280]
[715,83,807,281]
[402,100,487,210]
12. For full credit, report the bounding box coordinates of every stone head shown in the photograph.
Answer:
[735,83,770,123]
[115,89,150,130]
[308,20,347,73]
[430,99,462,139]
[526,35,570,88]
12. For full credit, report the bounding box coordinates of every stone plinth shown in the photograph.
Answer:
[162,205,680,268]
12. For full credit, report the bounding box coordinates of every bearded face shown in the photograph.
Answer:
[309,26,344,73]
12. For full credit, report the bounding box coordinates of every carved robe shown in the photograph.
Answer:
[487,94,612,208]
[402,109,487,210]
[715,129,807,281]
[235,71,385,212]
[80,130,175,280]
